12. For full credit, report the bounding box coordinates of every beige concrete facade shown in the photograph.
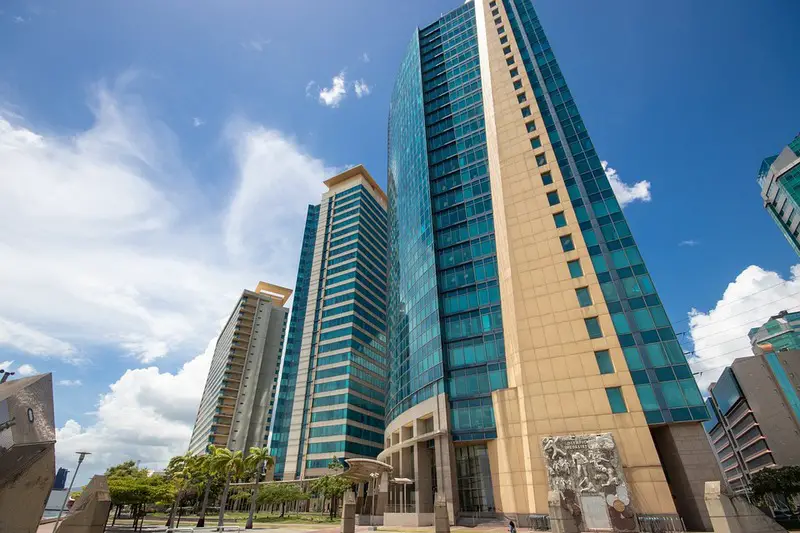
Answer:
[474,0,677,518]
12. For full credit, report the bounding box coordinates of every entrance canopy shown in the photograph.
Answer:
[341,458,393,482]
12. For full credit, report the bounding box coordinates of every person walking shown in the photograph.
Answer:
[508,519,517,533]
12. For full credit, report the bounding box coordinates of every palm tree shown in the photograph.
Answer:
[244,446,275,529]
[166,453,197,528]
[195,451,216,528]
[209,447,245,528]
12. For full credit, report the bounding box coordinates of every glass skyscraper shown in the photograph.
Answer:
[758,133,800,256]
[380,1,720,530]
[270,166,388,481]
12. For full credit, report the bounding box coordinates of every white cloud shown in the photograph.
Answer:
[361,52,370,63]
[192,117,204,127]
[16,363,38,376]
[58,379,83,387]
[602,160,651,207]
[241,39,270,52]
[318,71,347,107]
[0,74,328,365]
[688,264,800,391]
[679,239,700,247]
[0,360,38,377]
[56,337,216,483]
[0,318,77,360]
[1,73,339,480]
[13,16,25,23]
[354,79,371,98]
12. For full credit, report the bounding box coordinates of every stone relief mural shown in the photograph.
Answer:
[542,433,636,532]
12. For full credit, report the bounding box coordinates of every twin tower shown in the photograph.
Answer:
[189,1,722,530]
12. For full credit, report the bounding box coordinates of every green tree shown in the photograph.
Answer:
[258,483,308,517]
[310,458,352,519]
[195,451,220,528]
[244,446,275,529]
[164,453,201,528]
[209,447,245,528]
[751,465,800,507]
[107,474,172,531]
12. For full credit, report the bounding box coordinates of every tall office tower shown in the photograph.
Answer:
[759,134,800,256]
[188,282,291,455]
[704,345,800,493]
[271,166,388,481]
[383,1,720,530]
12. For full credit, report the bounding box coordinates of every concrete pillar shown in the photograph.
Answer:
[547,491,580,533]
[435,492,451,533]
[434,434,459,523]
[651,423,722,532]
[415,441,433,513]
[376,472,389,516]
[340,491,356,533]
[355,482,365,515]
[704,481,787,533]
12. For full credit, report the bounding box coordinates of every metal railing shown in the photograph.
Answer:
[636,514,686,532]
[527,514,551,531]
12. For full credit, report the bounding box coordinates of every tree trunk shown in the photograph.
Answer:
[197,477,211,527]
[218,470,232,527]
[177,505,183,528]
[280,501,286,517]
[167,492,180,527]
[246,463,261,530]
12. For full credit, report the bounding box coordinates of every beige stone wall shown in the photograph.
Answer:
[474,0,676,516]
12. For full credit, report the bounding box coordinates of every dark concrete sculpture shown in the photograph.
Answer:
[55,475,112,533]
[0,372,57,533]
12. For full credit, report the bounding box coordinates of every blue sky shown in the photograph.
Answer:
[0,0,798,482]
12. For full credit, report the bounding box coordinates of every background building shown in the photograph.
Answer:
[704,347,800,493]
[758,133,800,256]
[383,1,719,529]
[748,310,800,352]
[188,282,291,455]
[271,166,388,481]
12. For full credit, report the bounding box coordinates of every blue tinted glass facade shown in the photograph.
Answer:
[502,0,706,425]
[388,1,506,441]
[271,204,319,480]
[301,184,388,475]
[386,31,447,422]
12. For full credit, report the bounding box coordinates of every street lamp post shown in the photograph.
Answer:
[54,451,91,531]
[369,472,380,529]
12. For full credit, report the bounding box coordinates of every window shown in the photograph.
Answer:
[547,191,560,206]
[500,35,508,44]
[521,106,531,117]
[503,46,512,55]
[567,259,583,278]
[530,136,541,149]
[495,17,502,25]
[526,120,536,133]
[553,212,567,228]
[509,67,518,77]
[585,317,602,338]
[606,387,628,413]
[536,153,547,166]
[506,56,515,66]
[492,8,499,16]
[541,171,552,185]
[489,0,496,6]
[560,234,575,252]
[513,79,523,90]
[497,26,505,34]
[595,350,614,374]
[576,287,593,307]
[517,92,527,103]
